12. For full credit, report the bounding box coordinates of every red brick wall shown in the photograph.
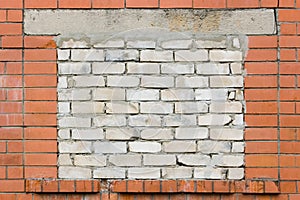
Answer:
[1,0,300,199]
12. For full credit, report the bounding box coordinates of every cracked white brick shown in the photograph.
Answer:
[61,39,89,48]
[58,89,91,101]
[106,128,139,140]
[74,155,106,166]
[140,102,173,114]
[228,168,244,180]
[175,50,208,61]
[231,63,243,74]
[196,63,229,75]
[93,115,126,127]
[212,155,244,167]
[72,76,105,87]
[72,102,104,114]
[194,167,224,179]
[210,50,242,62]
[144,155,176,166]
[198,141,231,154]
[210,102,243,113]
[196,38,226,48]
[106,102,139,114]
[175,127,208,139]
[163,115,196,126]
[58,102,70,114]
[233,114,244,126]
[58,117,91,128]
[141,129,173,140]
[141,76,174,88]
[177,155,210,166]
[58,77,68,88]
[210,76,243,88]
[232,38,241,48]
[109,155,142,166]
[176,76,208,88]
[162,167,193,178]
[161,39,193,49]
[58,129,70,140]
[210,128,243,141]
[107,76,140,87]
[127,63,160,74]
[163,141,196,153]
[94,168,125,179]
[129,142,161,153]
[175,102,208,114]
[58,49,70,60]
[128,168,160,179]
[59,63,91,74]
[161,89,194,101]
[140,50,173,62]
[161,63,194,74]
[127,89,159,101]
[128,115,161,127]
[94,142,127,153]
[72,129,104,140]
[59,141,92,153]
[198,114,232,126]
[93,88,125,101]
[58,154,72,165]
[106,50,139,61]
[195,89,228,101]
[71,49,104,61]
[92,62,125,74]
[59,166,91,179]
[232,142,245,152]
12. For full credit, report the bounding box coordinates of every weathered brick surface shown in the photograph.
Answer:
[57,36,245,179]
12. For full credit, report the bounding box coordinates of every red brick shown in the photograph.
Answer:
[196,181,213,193]
[280,116,300,127]
[178,180,194,192]
[25,167,57,178]
[7,167,23,179]
[25,88,57,100]
[280,49,296,61]
[245,89,277,101]
[0,76,22,87]
[0,0,23,8]
[24,140,57,153]
[245,142,278,153]
[280,155,295,167]
[279,0,295,8]
[280,168,300,180]
[227,0,259,8]
[0,88,5,100]
[0,142,5,152]
[0,180,24,192]
[160,0,192,8]
[24,128,57,140]
[280,181,297,193]
[0,114,22,126]
[25,101,57,113]
[24,36,56,48]
[213,181,230,193]
[25,0,57,8]
[92,0,124,8]
[245,62,277,75]
[24,49,57,61]
[245,128,278,141]
[7,141,23,152]
[25,154,57,166]
[59,0,91,8]
[280,76,296,87]
[248,36,277,48]
[144,180,160,192]
[0,102,22,113]
[24,114,57,126]
[161,180,177,192]
[24,75,57,87]
[245,76,277,88]
[193,0,226,8]
[0,154,22,165]
[290,194,300,200]
[246,102,277,114]
[281,23,297,35]
[245,155,278,167]
[0,50,22,61]
[127,180,143,192]
[261,0,278,7]
[6,62,22,74]
[281,142,300,153]
[111,181,126,192]
[76,180,93,192]
[7,89,22,100]
[126,0,158,7]
[245,168,278,179]
[246,49,277,61]
[279,10,300,22]
[24,62,57,74]
[0,24,22,35]
[0,167,6,178]
[7,10,22,22]
[0,128,22,140]
[280,128,297,140]
[59,180,75,192]
[280,36,300,47]
[245,115,278,127]
[280,62,300,74]
[0,10,5,22]
[42,181,59,192]
[280,102,295,114]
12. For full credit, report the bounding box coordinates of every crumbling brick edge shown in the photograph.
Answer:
[25,179,279,194]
